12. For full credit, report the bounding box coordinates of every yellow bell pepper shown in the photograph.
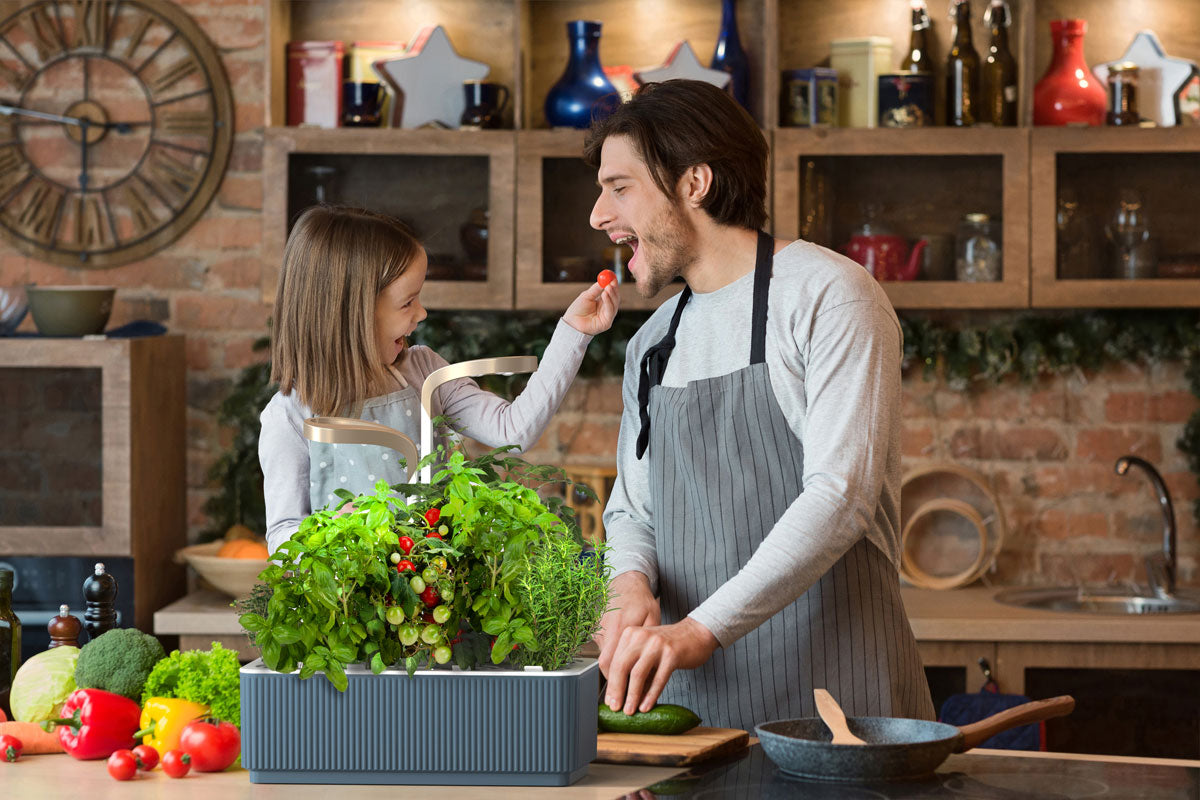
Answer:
[135,697,210,753]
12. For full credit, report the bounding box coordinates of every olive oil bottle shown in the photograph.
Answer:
[946,0,981,126]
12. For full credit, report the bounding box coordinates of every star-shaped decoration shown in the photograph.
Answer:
[372,25,490,128]
[1094,30,1197,126]
[634,41,731,89]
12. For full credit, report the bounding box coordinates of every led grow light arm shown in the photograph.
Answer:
[419,356,538,484]
[303,417,420,481]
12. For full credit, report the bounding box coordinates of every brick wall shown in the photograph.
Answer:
[2,0,1196,588]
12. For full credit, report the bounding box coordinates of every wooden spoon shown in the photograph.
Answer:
[814,688,868,745]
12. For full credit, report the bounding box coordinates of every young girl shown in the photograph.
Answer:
[259,206,619,555]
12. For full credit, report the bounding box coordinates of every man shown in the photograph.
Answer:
[588,80,934,732]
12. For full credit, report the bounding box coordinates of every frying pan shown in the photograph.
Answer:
[755,695,1075,782]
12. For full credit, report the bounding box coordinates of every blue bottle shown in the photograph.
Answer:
[544,20,620,128]
[710,0,750,108]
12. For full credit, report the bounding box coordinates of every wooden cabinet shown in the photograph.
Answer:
[0,337,186,633]
[259,0,1200,310]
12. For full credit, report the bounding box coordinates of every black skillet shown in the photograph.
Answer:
[755,695,1075,782]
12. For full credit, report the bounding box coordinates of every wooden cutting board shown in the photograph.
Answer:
[595,726,750,766]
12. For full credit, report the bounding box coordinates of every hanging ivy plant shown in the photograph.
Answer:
[202,309,1200,539]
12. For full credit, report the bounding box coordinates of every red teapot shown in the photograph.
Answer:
[841,209,926,282]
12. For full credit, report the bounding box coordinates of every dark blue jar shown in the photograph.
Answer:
[544,20,620,128]
[710,0,750,109]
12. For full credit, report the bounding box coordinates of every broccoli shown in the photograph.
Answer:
[74,627,166,701]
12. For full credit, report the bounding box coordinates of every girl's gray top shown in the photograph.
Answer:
[260,319,591,554]
[602,240,906,647]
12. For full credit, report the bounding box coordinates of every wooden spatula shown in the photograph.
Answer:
[814,688,867,745]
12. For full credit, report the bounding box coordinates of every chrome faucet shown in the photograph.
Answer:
[1114,455,1176,598]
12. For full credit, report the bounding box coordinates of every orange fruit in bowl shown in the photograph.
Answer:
[216,539,269,559]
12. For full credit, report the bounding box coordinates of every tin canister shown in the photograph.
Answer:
[780,68,839,127]
[878,73,934,127]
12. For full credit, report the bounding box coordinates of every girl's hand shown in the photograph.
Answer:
[563,281,620,335]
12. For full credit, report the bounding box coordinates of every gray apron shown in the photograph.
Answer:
[309,376,421,511]
[635,231,934,731]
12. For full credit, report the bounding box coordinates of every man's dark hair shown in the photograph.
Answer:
[583,79,768,231]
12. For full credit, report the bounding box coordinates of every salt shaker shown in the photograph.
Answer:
[83,563,118,640]
[48,605,82,649]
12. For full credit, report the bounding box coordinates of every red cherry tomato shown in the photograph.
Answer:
[1,734,22,762]
[132,744,159,771]
[426,532,443,540]
[597,269,617,288]
[161,750,191,778]
[396,559,416,573]
[424,507,440,526]
[397,535,415,554]
[421,610,435,624]
[420,586,441,607]
[107,749,138,781]
[179,720,241,773]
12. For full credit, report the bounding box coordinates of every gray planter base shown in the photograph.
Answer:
[240,657,599,786]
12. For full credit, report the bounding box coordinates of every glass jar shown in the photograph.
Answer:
[1106,62,1140,126]
[955,213,1002,282]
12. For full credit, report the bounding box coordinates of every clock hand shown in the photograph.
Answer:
[79,119,90,192]
[0,102,85,126]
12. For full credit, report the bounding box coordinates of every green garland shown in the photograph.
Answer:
[203,309,1200,539]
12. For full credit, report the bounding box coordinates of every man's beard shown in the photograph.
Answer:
[634,204,699,298]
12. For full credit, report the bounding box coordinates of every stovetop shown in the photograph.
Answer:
[633,745,1200,799]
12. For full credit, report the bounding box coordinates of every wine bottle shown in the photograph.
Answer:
[946,0,981,126]
[983,0,1018,125]
[0,569,21,720]
[901,0,933,74]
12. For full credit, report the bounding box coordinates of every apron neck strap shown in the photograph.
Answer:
[634,231,774,460]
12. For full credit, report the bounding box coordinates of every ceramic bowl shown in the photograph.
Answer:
[26,286,116,337]
[0,286,29,335]
[178,541,270,599]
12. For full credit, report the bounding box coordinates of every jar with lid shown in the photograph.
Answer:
[1106,62,1140,126]
[955,213,1002,281]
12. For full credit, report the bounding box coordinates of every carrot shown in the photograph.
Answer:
[0,722,65,754]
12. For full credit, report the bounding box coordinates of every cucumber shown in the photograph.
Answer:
[597,702,701,735]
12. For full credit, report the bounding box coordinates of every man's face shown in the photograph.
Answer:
[589,135,698,298]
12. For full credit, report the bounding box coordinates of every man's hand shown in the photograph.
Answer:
[563,280,620,336]
[596,571,659,673]
[603,617,720,715]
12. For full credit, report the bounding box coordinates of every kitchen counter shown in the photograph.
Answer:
[4,747,1198,799]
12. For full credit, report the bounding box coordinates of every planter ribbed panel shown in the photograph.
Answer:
[240,659,598,785]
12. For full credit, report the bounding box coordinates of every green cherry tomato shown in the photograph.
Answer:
[437,524,449,535]
[432,556,448,572]
[421,624,442,644]
[385,606,405,625]
[432,605,451,624]
[398,623,419,646]
[409,575,426,594]
[432,645,453,664]
[421,567,438,585]
[389,552,401,564]
[439,585,454,603]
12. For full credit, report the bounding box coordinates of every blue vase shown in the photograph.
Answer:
[710,0,750,108]
[544,20,619,128]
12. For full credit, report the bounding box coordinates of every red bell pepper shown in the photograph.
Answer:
[49,688,141,760]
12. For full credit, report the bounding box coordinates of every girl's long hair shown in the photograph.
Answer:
[271,206,421,416]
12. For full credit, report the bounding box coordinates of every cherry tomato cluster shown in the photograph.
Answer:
[385,507,458,664]
[105,720,240,781]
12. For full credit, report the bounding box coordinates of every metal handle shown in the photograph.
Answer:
[303,417,419,481]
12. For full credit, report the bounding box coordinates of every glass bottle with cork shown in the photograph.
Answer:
[982,0,1018,125]
[901,0,933,74]
[946,0,981,126]
[0,569,21,720]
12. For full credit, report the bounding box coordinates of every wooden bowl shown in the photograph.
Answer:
[177,541,269,599]
[901,498,988,590]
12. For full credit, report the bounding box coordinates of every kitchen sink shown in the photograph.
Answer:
[994,587,1200,615]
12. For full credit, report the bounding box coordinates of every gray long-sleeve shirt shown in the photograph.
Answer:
[260,319,591,554]
[601,240,904,647]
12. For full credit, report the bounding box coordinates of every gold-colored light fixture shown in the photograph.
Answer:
[302,417,420,481]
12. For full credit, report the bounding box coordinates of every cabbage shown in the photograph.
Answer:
[10,646,80,723]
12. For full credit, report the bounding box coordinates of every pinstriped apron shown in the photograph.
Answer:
[636,231,934,732]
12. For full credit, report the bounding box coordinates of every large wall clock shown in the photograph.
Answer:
[0,0,233,268]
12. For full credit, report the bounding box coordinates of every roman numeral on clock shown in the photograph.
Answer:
[122,12,152,60]
[3,5,65,63]
[159,109,212,136]
[0,147,29,200]
[150,56,198,94]
[143,150,201,204]
[74,194,109,248]
[14,179,64,244]
[71,0,112,51]
[121,181,157,236]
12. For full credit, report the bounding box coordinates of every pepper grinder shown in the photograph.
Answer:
[48,605,82,649]
[83,563,118,640]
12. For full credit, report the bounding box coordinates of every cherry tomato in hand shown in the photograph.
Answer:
[161,750,191,778]
[420,585,441,607]
[132,744,159,771]
[396,559,416,573]
[424,507,440,526]
[179,720,241,773]
[1,734,22,762]
[597,269,617,288]
[398,536,415,554]
[107,749,138,781]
